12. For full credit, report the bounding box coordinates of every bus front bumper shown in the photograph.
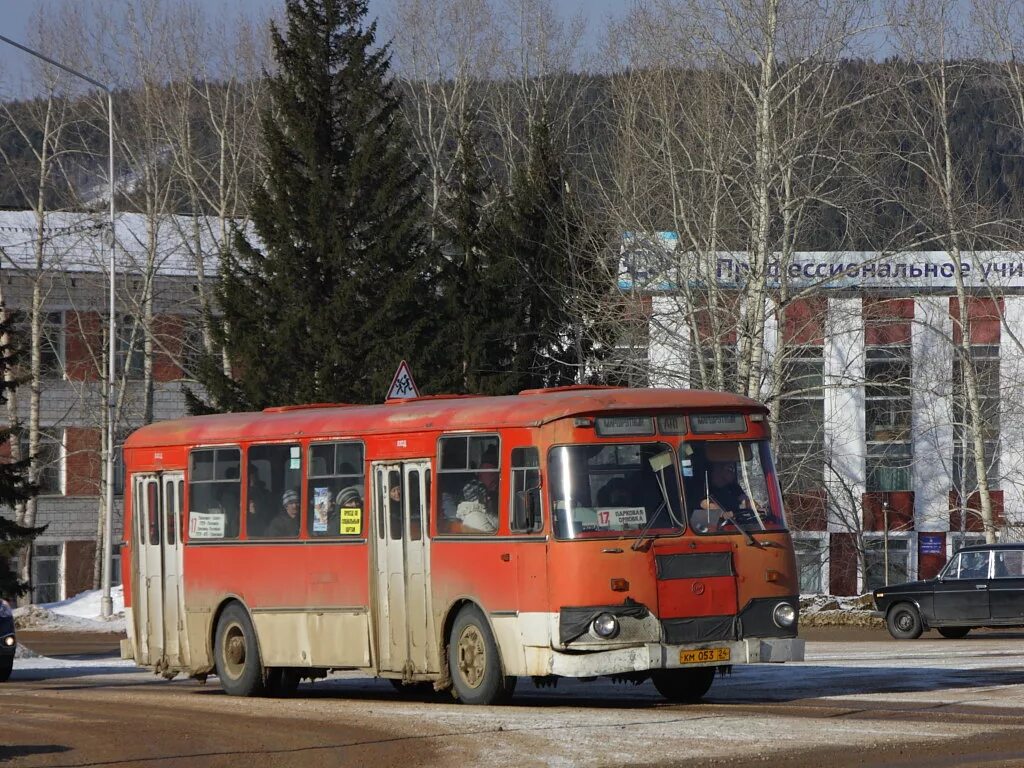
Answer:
[547,637,805,678]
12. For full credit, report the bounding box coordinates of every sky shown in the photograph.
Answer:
[0,0,625,93]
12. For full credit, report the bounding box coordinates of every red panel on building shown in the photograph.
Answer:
[783,297,826,346]
[784,490,826,531]
[694,292,740,344]
[864,297,913,346]
[66,427,101,495]
[949,489,1004,532]
[861,491,914,532]
[65,311,103,381]
[829,532,859,595]
[152,314,186,382]
[950,297,1004,344]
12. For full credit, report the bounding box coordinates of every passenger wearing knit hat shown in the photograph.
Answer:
[265,488,301,537]
[456,478,497,533]
[336,486,362,508]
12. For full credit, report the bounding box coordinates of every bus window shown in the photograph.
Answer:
[549,443,684,540]
[249,444,302,538]
[388,470,402,540]
[408,469,421,541]
[307,442,364,537]
[188,448,241,539]
[437,435,499,535]
[147,480,160,545]
[684,440,786,535]
[510,447,542,533]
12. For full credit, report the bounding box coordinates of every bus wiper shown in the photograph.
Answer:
[631,501,664,551]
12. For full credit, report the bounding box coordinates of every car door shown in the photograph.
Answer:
[932,550,991,623]
[989,549,1024,622]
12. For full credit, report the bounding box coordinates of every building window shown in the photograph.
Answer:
[863,537,910,591]
[180,320,206,381]
[952,344,999,492]
[865,345,912,491]
[793,536,826,593]
[32,543,62,604]
[41,311,65,378]
[778,345,824,493]
[688,344,737,392]
[116,314,145,379]
[113,429,130,496]
[21,429,63,495]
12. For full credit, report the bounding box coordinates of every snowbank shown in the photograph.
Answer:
[13,585,126,633]
[800,593,883,627]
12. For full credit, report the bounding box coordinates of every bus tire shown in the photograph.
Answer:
[651,667,715,703]
[0,655,12,683]
[448,605,514,705]
[214,603,267,696]
[267,668,301,697]
[937,626,971,639]
[886,603,923,640]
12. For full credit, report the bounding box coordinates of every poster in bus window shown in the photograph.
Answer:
[313,486,330,533]
[340,507,361,535]
[189,510,225,539]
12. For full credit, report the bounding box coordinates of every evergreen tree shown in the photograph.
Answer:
[0,311,43,599]
[195,0,447,410]
[488,115,597,392]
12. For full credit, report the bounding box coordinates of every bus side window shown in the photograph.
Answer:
[511,447,541,533]
[436,434,500,535]
[188,447,241,540]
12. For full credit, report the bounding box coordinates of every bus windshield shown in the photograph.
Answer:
[683,439,786,534]
[549,443,685,540]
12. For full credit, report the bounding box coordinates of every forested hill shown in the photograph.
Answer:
[3,59,1024,252]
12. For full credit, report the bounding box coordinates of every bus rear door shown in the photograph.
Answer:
[371,461,438,678]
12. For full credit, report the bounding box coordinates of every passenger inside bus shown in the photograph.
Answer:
[265,489,300,537]
[246,469,273,537]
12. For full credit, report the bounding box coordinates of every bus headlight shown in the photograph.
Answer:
[772,602,796,628]
[592,612,620,639]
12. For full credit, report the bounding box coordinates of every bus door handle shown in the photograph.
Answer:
[975,584,988,589]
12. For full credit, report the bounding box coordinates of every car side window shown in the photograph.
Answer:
[994,550,1024,578]
[954,551,990,580]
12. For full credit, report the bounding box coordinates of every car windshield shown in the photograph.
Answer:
[682,439,786,535]
[549,443,685,540]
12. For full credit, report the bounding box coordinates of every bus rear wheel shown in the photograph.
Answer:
[448,605,515,705]
[214,603,267,697]
[651,667,716,703]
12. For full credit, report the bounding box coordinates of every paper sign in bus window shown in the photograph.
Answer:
[313,487,330,533]
[189,511,225,539]
[340,507,361,535]
[596,507,647,529]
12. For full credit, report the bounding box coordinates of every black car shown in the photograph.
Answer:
[874,543,1024,639]
[0,598,14,681]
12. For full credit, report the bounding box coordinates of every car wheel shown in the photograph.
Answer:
[448,605,515,705]
[886,603,924,640]
[937,626,971,639]
[0,655,12,683]
[650,667,716,703]
[214,603,267,696]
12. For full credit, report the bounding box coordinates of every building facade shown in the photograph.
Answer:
[635,245,1024,595]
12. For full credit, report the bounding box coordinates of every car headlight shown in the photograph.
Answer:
[592,612,620,639]
[2,635,14,647]
[772,602,796,628]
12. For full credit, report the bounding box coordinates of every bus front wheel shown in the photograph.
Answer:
[214,603,267,696]
[448,605,515,705]
[651,667,716,703]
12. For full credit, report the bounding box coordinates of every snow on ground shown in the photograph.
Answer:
[13,585,127,633]
[800,592,882,627]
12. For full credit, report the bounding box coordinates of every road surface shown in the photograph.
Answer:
[5,627,1024,767]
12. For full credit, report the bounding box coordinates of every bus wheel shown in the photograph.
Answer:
[937,626,971,639]
[267,668,301,697]
[886,603,923,640]
[214,603,267,696]
[448,605,514,705]
[0,655,12,683]
[651,667,716,703]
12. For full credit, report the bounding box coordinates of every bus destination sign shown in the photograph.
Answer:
[690,413,747,434]
[594,415,655,436]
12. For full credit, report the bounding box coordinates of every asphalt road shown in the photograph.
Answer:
[6,627,1024,767]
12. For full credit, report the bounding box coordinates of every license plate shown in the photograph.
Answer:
[679,647,731,664]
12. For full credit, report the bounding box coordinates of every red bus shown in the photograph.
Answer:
[121,386,803,704]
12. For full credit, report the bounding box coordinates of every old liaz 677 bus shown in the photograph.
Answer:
[121,386,803,704]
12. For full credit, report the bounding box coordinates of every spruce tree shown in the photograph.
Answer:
[196,0,447,410]
[0,311,43,599]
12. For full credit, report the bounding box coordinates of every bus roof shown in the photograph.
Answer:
[125,387,765,449]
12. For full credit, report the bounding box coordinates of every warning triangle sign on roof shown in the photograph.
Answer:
[386,360,420,401]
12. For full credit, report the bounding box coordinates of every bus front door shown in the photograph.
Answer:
[133,472,188,673]
[372,461,438,678]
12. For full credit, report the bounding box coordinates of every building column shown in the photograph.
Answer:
[1001,297,1024,538]
[824,297,865,532]
[647,294,689,388]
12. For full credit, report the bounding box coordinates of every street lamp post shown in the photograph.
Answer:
[0,35,118,618]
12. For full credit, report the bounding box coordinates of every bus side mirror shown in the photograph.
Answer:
[514,487,541,531]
